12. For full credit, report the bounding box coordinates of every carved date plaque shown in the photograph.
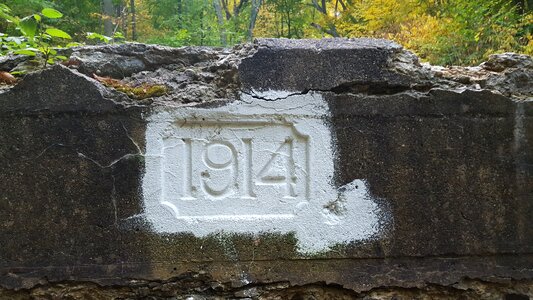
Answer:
[161,119,310,221]
[142,94,383,252]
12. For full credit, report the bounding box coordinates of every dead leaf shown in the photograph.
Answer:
[0,71,17,85]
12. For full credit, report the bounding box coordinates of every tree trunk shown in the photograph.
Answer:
[286,10,291,38]
[121,1,128,38]
[177,0,183,15]
[247,0,263,41]
[103,0,114,36]
[177,0,183,28]
[130,0,136,40]
[214,0,228,46]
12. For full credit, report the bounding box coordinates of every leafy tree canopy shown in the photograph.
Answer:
[0,0,531,65]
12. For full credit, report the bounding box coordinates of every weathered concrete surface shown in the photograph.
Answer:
[239,38,417,94]
[0,38,532,298]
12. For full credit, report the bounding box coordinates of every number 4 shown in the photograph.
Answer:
[255,138,297,198]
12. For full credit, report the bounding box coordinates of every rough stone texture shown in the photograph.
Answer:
[0,64,126,113]
[238,38,422,95]
[1,277,533,299]
[0,38,532,298]
[431,52,533,99]
[0,54,27,72]
[65,43,256,105]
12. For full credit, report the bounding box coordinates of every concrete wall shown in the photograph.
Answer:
[0,39,532,299]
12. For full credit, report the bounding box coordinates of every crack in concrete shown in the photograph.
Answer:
[240,89,310,101]
[121,122,144,155]
[24,143,67,161]
[26,125,145,228]
[76,152,141,169]
[76,125,144,170]
[75,152,138,229]
[110,174,118,226]
[26,142,142,169]
[239,83,430,102]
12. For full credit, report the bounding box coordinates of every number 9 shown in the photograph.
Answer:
[201,141,237,198]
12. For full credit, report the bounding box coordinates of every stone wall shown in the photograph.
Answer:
[0,39,532,299]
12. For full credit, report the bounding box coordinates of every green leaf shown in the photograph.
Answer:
[113,32,125,39]
[55,55,68,60]
[33,14,41,22]
[66,42,81,47]
[37,46,48,54]
[0,4,11,13]
[19,16,38,38]
[41,8,63,19]
[0,4,17,23]
[13,49,37,56]
[45,28,71,39]
[87,32,112,42]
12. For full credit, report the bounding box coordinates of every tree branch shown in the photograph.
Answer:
[221,0,232,19]
[311,0,327,14]
[310,22,340,37]
[234,0,249,17]
[338,0,347,10]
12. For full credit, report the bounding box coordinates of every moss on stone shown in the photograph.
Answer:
[93,74,169,100]
[115,83,169,100]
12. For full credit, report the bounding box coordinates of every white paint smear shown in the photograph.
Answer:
[142,92,383,253]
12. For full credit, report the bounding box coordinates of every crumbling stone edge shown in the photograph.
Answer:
[1,273,532,299]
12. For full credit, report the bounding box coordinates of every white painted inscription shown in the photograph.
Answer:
[143,93,384,253]
[160,120,309,221]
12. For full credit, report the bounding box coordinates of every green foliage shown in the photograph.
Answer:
[0,4,73,66]
[142,0,247,47]
[0,0,52,21]
[412,0,528,65]
[1,0,531,66]
[0,0,103,40]
[41,7,62,18]
[86,31,124,44]
[310,0,532,65]
[260,0,311,38]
